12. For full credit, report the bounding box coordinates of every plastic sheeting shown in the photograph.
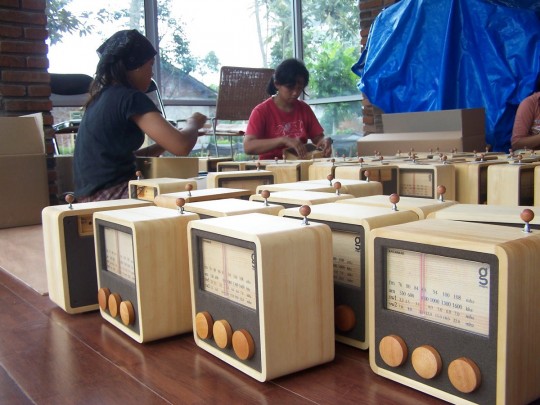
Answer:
[352,0,540,152]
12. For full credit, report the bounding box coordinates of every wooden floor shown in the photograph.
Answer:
[1,266,539,405]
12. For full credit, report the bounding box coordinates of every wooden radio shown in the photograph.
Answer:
[334,163,399,195]
[427,204,540,230]
[393,161,456,200]
[250,189,354,209]
[94,206,199,343]
[198,157,232,173]
[263,161,313,183]
[254,178,382,198]
[153,186,252,209]
[206,169,275,195]
[128,177,198,202]
[336,190,456,219]
[486,160,540,206]
[183,197,284,219]
[453,158,506,204]
[135,156,199,179]
[280,203,418,349]
[42,198,152,314]
[216,161,247,172]
[188,212,335,381]
[368,217,540,405]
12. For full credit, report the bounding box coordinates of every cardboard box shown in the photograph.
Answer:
[0,113,49,229]
[357,108,486,156]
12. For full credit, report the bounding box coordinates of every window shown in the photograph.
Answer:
[46,0,362,157]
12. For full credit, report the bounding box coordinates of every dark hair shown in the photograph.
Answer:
[85,30,156,108]
[267,58,310,95]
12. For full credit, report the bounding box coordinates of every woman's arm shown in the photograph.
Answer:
[132,111,207,156]
[312,134,333,157]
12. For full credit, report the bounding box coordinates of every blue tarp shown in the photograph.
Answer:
[352,0,540,152]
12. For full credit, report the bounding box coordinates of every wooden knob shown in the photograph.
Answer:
[232,329,255,360]
[274,157,278,163]
[256,162,261,170]
[411,345,442,379]
[261,190,270,199]
[389,193,400,205]
[108,293,122,318]
[299,205,311,218]
[358,157,364,164]
[176,197,185,209]
[65,194,75,205]
[521,208,535,223]
[185,183,193,192]
[437,185,446,196]
[213,320,233,349]
[97,287,110,311]
[135,170,142,179]
[195,311,213,340]
[334,304,356,332]
[120,301,135,326]
[327,174,334,182]
[448,357,481,393]
[379,335,408,367]
[334,181,342,192]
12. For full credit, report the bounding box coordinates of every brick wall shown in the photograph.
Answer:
[0,0,58,203]
[358,0,398,135]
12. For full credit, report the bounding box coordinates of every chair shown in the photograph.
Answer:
[210,66,275,157]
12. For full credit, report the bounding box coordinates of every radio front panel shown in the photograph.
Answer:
[42,199,152,314]
[128,178,198,202]
[395,163,455,200]
[369,219,540,405]
[265,161,313,183]
[94,206,199,343]
[188,213,335,381]
[280,203,419,349]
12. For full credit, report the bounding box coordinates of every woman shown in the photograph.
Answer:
[511,75,540,150]
[74,29,207,202]
[243,58,332,160]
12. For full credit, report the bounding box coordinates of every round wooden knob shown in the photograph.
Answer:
[97,287,110,311]
[334,181,342,191]
[358,157,364,164]
[65,194,75,205]
[334,304,356,332]
[176,197,185,209]
[213,320,233,349]
[195,311,213,340]
[185,183,193,192]
[232,329,255,360]
[521,208,535,223]
[120,301,135,326]
[389,193,400,205]
[299,205,311,217]
[135,170,142,179]
[364,170,370,179]
[379,335,408,367]
[274,157,278,163]
[411,345,442,379]
[261,190,270,199]
[327,174,334,182]
[437,185,446,196]
[448,357,482,393]
[256,162,261,170]
[108,292,122,318]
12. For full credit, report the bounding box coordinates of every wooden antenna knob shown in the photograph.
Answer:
[521,208,534,223]
[176,197,185,209]
[364,170,370,181]
[299,205,311,218]
[185,183,193,192]
[389,193,400,205]
[334,181,342,195]
[437,185,446,197]
[65,193,75,205]
[274,157,278,164]
[135,170,142,179]
[256,162,261,170]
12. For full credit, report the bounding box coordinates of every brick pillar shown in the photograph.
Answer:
[0,0,57,204]
[358,0,398,134]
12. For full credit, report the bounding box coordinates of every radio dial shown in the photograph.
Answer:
[448,357,481,393]
[232,329,255,360]
[213,320,233,349]
[195,311,214,339]
[120,301,135,325]
[108,293,122,318]
[379,335,408,367]
[98,288,110,311]
[334,305,356,332]
[411,345,442,379]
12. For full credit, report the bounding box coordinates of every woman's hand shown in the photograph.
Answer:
[284,137,308,158]
[318,137,333,157]
[187,112,208,130]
